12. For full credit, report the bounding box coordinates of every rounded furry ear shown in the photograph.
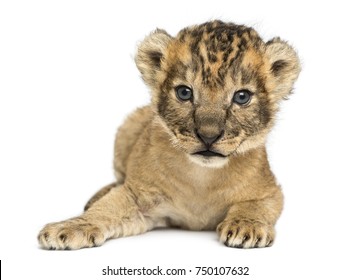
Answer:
[265,38,301,99]
[135,29,173,88]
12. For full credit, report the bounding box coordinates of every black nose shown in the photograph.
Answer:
[195,130,224,147]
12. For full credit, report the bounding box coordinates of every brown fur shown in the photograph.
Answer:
[38,20,300,250]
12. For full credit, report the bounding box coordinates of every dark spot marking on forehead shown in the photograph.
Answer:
[202,67,214,87]
[240,67,266,93]
[190,38,200,55]
[198,54,205,69]
[216,67,226,87]
[238,36,248,52]
[222,47,233,63]
[218,66,227,83]
[207,50,217,63]
[240,67,254,84]
[173,60,189,80]
[207,31,235,53]
[205,20,227,33]
[190,27,205,41]
[229,53,244,83]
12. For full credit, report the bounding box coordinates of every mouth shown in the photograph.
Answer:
[193,150,226,158]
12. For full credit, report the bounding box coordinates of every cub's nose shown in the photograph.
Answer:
[195,130,224,147]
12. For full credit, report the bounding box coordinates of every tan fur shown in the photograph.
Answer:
[38,21,300,250]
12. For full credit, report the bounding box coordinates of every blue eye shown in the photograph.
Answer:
[176,85,193,101]
[233,90,252,105]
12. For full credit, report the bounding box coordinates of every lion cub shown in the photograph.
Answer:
[38,20,300,249]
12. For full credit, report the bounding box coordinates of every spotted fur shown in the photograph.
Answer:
[38,21,300,250]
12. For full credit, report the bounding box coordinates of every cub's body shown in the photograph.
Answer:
[111,105,281,231]
[38,21,299,249]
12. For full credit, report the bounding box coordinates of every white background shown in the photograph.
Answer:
[1,0,348,279]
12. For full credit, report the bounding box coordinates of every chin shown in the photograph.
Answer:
[187,154,229,168]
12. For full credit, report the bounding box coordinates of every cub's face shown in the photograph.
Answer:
[136,21,300,167]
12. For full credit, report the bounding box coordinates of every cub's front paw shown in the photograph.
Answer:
[38,218,106,250]
[217,219,275,249]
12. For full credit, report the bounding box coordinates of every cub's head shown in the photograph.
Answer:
[135,21,300,168]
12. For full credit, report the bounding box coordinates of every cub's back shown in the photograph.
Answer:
[113,106,154,182]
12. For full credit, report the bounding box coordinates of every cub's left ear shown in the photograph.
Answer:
[135,29,173,89]
[265,38,301,99]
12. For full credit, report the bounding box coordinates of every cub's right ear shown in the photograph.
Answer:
[135,29,173,89]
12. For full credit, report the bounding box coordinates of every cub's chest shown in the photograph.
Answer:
[167,187,232,230]
[162,169,237,230]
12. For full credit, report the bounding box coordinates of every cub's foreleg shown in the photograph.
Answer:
[38,185,155,250]
[84,182,119,211]
[217,189,283,249]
